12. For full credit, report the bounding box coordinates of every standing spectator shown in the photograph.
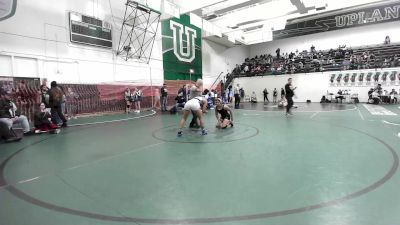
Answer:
[226,85,233,104]
[124,88,132,113]
[48,81,67,127]
[281,88,285,99]
[161,84,168,112]
[153,88,161,109]
[234,84,240,109]
[133,88,143,113]
[263,88,269,103]
[178,85,188,103]
[285,78,297,116]
[59,85,67,117]
[66,87,79,119]
[240,87,245,100]
[40,78,49,90]
[0,93,32,135]
[210,89,216,105]
[40,85,50,109]
[384,35,391,45]
[273,88,278,103]
[276,48,281,59]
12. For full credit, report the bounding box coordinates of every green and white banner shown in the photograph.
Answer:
[162,14,202,81]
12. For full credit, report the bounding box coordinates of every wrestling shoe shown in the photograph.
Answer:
[177,131,183,137]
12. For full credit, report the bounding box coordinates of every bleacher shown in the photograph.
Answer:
[230,43,400,79]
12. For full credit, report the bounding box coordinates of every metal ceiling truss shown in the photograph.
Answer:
[116,0,161,63]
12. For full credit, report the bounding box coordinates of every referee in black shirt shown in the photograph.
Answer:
[285,78,297,116]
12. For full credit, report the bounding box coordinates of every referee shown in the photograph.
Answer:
[285,78,297,116]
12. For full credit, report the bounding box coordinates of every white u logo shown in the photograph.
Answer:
[170,20,197,63]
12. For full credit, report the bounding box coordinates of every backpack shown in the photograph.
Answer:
[51,87,63,104]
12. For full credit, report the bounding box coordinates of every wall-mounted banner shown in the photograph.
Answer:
[162,14,202,81]
[329,71,400,87]
[274,2,400,40]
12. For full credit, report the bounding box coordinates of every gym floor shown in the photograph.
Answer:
[1,103,400,225]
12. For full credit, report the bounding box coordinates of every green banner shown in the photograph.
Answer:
[162,14,202,81]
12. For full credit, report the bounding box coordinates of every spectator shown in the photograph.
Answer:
[226,85,233,104]
[276,48,281,59]
[33,102,60,134]
[60,85,67,117]
[48,81,67,127]
[40,78,49,90]
[335,90,344,103]
[40,85,50,109]
[66,87,79,119]
[175,90,186,109]
[178,85,188,103]
[273,88,278,103]
[281,88,285,99]
[0,93,32,135]
[263,88,269,103]
[133,88,143,113]
[285,78,297,116]
[124,88,132,113]
[234,84,240,109]
[250,91,257,103]
[153,88,161,109]
[244,64,249,73]
[384,35,391,45]
[311,45,316,53]
[161,84,168,112]
[390,89,398,104]
[240,87,245,100]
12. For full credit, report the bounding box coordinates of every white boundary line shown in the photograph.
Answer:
[382,120,400,126]
[18,177,39,184]
[68,110,156,127]
[64,142,165,171]
[310,112,319,119]
[11,142,165,186]
[237,105,357,114]
[357,107,365,121]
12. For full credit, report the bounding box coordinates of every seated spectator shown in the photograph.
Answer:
[368,88,374,99]
[335,90,344,103]
[250,91,257,103]
[389,89,398,104]
[369,91,381,104]
[244,64,249,73]
[384,35,391,45]
[0,120,22,143]
[33,103,60,134]
[342,59,351,70]
[0,93,32,135]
